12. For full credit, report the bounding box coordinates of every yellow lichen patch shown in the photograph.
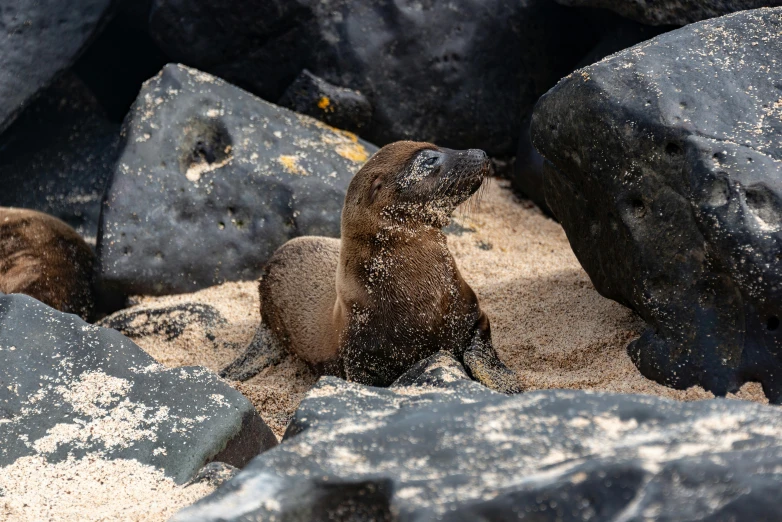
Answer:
[310,118,359,141]
[278,155,308,176]
[317,96,332,111]
[335,142,369,163]
[319,126,370,163]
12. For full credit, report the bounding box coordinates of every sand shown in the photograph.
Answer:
[117,179,766,444]
[114,282,317,437]
[0,454,214,522]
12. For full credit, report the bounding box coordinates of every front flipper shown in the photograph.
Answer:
[462,313,523,394]
[219,324,284,381]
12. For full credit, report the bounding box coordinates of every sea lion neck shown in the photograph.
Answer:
[338,217,451,299]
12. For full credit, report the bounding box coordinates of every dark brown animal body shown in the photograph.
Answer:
[222,141,520,393]
[0,208,95,320]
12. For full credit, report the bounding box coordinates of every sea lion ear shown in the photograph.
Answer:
[369,178,383,204]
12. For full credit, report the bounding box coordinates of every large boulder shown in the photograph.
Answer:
[0,294,277,484]
[148,0,602,156]
[555,0,782,25]
[278,69,373,135]
[174,352,782,520]
[97,64,376,296]
[531,9,782,401]
[0,74,119,243]
[0,0,117,134]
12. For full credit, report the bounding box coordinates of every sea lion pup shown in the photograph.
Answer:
[0,208,95,320]
[221,141,521,393]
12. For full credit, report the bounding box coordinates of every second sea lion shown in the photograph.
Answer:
[0,208,95,320]
[221,141,521,393]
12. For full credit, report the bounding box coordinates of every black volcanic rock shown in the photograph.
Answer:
[173,354,782,520]
[0,294,276,484]
[0,74,119,243]
[0,0,117,134]
[555,0,782,25]
[97,64,376,296]
[279,69,372,135]
[532,8,782,401]
[148,0,601,156]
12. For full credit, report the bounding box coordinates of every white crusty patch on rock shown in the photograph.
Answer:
[56,371,132,418]
[29,371,171,453]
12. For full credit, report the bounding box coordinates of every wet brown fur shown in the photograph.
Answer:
[0,208,95,320]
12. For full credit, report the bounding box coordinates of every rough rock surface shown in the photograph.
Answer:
[279,69,372,135]
[148,0,600,156]
[0,74,120,243]
[174,352,782,521]
[555,0,782,25]
[0,294,276,484]
[532,9,782,401]
[0,0,117,134]
[97,64,376,296]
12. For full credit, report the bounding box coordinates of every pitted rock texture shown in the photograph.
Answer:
[0,0,117,134]
[555,0,782,25]
[531,9,782,401]
[97,64,376,296]
[0,74,119,243]
[0,294,276,484]
[279,69,372,135]
[148,0,601,156]
[173,353,782,521]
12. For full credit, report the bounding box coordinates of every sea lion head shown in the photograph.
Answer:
[343,141,491,231]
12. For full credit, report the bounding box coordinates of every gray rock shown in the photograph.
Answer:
[0,0,117,134]
[97,64,377,296]
[0,294,276,484]
[0,74,119,243]
[555,0,782,25]
[148,0,603,156]
[279,69,372,135]
[531,9,782,401]
[173,353,782,520]
[98,302,228,342]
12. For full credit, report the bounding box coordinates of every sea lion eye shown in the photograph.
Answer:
[419,151,443,169]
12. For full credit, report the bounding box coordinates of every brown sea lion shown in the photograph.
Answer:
[221,141,521,393]
[0,208,95,320]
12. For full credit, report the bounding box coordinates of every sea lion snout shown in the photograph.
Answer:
[343,141,492,229]
[438,147,491,200]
